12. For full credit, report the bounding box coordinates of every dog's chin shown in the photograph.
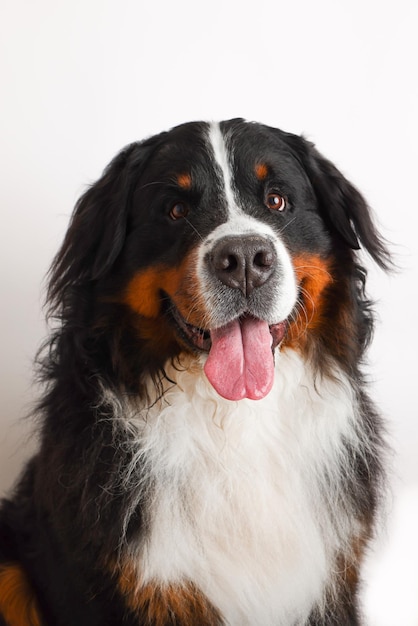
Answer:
[168,300,288,355]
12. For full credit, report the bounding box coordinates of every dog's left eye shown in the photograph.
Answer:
[169,202,189,220]
[265,193,286,211]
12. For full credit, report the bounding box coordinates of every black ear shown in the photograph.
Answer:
[48,137,160,308]
[288,135,392,270]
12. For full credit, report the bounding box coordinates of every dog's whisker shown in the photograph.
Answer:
[136,180,166,191]
[278,215,298,234]
[183,218,204,241]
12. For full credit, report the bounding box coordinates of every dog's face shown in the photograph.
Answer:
[122,121,333,400]
[52,119,389,400]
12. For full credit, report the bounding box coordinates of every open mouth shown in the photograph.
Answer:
[169,301,288,401]
[169,303,287,354]
[170,304,212,351]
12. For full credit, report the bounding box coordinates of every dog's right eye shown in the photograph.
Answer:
[169,202,189,220]
[265,192,286,212]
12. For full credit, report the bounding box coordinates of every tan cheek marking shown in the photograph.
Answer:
[285,254,333,346]
[0,564,43,626]
[177,173,192,190]
[124,251,209,328]
[255,162,269,181]
[125,267,163,318]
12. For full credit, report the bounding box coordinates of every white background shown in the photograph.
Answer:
[1,1,417,623]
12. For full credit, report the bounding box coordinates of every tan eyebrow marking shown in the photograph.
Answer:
[255,163,269,181]
[177,173,192,190]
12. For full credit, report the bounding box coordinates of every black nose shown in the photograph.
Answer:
[209,235,276,296]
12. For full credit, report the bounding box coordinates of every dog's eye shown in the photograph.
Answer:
[169,202,189,220]
[265,193,286,211]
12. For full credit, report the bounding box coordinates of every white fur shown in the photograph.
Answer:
[208,122,240,219]
[200,122,298,327]
[111,349,363,626]
[196,217,298,327]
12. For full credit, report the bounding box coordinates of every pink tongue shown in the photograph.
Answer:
[204,317,274,401]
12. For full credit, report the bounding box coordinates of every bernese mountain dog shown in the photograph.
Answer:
[0,119,391,625]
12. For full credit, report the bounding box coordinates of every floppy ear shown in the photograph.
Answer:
[47,138,160,308]
[289,136,391,270]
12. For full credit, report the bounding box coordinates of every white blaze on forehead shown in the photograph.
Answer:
[197,123,297,327]
[202,122,298,326]
[208,122,242,218]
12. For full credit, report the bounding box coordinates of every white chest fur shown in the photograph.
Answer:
[117,349,361,626]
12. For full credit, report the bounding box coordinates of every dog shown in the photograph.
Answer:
[0,119,391,625]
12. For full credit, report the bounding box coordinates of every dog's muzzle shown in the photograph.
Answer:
[195,233,289,402]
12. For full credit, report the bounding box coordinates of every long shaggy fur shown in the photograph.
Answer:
[0,119,390,626]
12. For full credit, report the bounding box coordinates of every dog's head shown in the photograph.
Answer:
[48,119,390,400]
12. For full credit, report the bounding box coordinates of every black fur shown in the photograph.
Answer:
[0,119,390,625]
